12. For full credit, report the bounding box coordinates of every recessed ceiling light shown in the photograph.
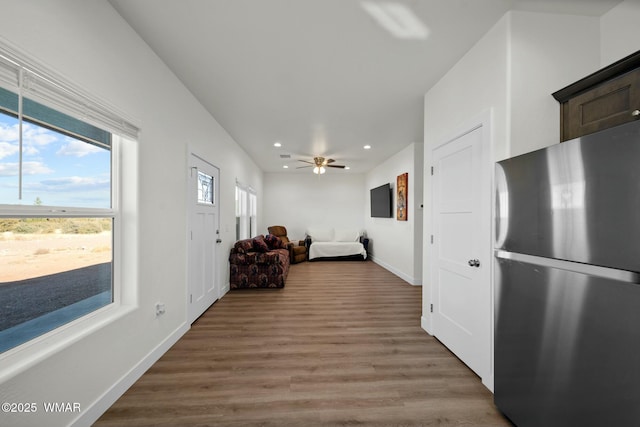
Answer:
[345,166,351,170]
[283,165,289,169]
[274,142,282,147]
[364,145,371,150]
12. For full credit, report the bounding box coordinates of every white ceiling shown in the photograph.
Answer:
[109,0,620,173]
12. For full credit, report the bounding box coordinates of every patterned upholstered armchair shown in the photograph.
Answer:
[267,225,307,264]
[229,234,290,289]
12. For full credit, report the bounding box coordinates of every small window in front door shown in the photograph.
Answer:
[197,171,214,205]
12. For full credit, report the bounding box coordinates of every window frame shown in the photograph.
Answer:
[0,41,138,373]
[235,182,257,240]
[0,130,136,380]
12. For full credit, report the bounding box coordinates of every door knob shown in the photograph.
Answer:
[632,109,640,117]
[468,259,480,267]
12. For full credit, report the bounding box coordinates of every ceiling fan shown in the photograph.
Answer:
[297,156,346,174]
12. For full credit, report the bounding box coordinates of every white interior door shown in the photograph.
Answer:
[431,122,491,383]
[188,154,220,324]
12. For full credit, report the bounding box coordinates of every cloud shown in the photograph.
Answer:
[23,162,54,175]
[0,161,54,177]
[56,139,103,157]
[0,122,59,159]
[0,142,19,160]
[23,145,40,156]
[1,120,60,148]
[0,162,18,177]
[22,123,58,147]
[0,122,19,142]
[36,176,110,192]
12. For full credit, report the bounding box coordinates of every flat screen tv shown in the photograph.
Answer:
[370,183,392,218]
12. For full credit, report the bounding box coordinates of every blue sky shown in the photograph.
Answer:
[0,113,111,209]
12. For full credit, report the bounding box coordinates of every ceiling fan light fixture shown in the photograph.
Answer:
[299,156,344,174]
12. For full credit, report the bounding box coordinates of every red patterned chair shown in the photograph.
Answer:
[229,234,290,289]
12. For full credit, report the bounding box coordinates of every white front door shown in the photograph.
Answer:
[431,120,491,384]
[188,154,220,324]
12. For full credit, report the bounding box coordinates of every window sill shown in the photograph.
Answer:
[0,302,136,384]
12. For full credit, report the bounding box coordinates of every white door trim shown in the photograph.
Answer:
[427,109,494,391]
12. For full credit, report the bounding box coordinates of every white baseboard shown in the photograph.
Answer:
[483,372,495,393]
[369,255,422,286]
[73,322,190,426]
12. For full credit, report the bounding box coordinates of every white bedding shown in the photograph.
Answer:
[308,241,367,260]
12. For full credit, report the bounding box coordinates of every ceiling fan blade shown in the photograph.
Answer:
[298,159,314,165]
[327,164,345,169]
[326,158,336,164]
[296,165,312,169]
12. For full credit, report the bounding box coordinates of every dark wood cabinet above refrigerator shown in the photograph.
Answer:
[553,50,640,142]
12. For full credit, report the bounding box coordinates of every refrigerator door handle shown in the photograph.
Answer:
[494,164,509,248]
[495,250,640,284]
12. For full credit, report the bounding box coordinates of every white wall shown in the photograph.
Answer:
[365,143,423,285]
[421,10,600,328]
[509,12,600,157]
[600,0,640,66]
[262,172,365,241]
[0,1,262,426]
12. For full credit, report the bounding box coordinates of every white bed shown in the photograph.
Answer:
[306,228,367,261]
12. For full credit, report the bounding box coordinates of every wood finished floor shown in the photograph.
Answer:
[95,261,510,427]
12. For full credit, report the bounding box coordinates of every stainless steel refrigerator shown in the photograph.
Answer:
[494,119,640,427]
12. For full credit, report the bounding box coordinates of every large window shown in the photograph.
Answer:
[0,45,137,354]
[235,183,256,240]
